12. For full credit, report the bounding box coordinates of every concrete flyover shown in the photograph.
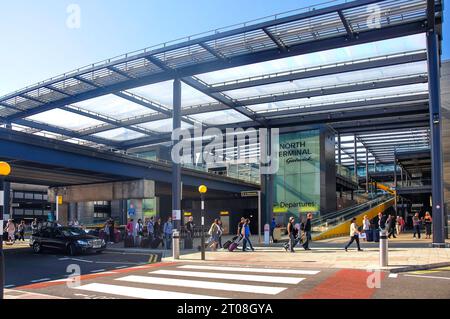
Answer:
[0,128,259,194]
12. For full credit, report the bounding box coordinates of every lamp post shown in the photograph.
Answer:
[0,161,11,299]
[198,185,207,261]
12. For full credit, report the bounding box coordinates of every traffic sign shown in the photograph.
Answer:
[241,191,259,197]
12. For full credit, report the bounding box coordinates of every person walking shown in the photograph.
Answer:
[237,217,245,237]
[135,219,144,247]
[217,219,224,249]
[108,218,115,244]
[285,217,296,253]
[208,219,221,251]
[270,218,276,243]
[125,218,134,247]
[302,213,312,250]
[396,216,402,236]
[17,220,26,242]
[412,213,421,239]
[424,212,432,239]
[344,218,363,252]
[103,221,110,243]
[387,214,397,239]
[185,216,194,249]
[241,219,255,252]
[362,215,370,242]
[5,219,16,244]
[31,218,39,234]
[163,217,174,250]
[147,216,155,242]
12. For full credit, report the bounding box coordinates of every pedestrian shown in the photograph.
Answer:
[109,218,115,244]
[362,215,370,242]
[135,219,144,247]
[163,216,173,250]
[217,219,224,249]
[396,216,402,235]
[31,218,39,234]
[412,213,421,239]
[237,217,245,237]
[17,220,26,242]
[147,216,155,241]
[344,218,363,251]
[400,216,406,232]
[302,213,312,250]
[126,218,134,243]
[104,220,110,243]
[208,219,221,251]
[241,219,255,252]
[5,219,16,244]
[378,212,387,231]
[185,216,194,249]
[387,214,397,239]
[154,218,163,247]
[270,217,276,243]
[285,217,296,253]
[424,212,432,239]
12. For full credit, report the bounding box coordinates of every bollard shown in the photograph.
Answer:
[172,230,180,260]
[379,229,388,267]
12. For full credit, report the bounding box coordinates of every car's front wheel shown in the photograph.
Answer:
[33,242,42,254]
[68,244,78,256]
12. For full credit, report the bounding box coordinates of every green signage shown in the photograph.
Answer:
[273,130,320,216]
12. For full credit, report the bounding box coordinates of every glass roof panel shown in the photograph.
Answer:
[93,128,146,141]
[129,81,216,108]
[73,94,152,120]
[223,61,427,99]
[248,83,428,113]
[190,109,251,125]
[196,34,426,84]
[27,109,105,131]
[138,118,193,133]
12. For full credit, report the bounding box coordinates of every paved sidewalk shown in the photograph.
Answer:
[155,233,450,271]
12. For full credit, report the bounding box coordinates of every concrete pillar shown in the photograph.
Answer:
[77,202,95,224]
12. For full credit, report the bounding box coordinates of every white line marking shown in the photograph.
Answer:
[90,269,106,273]
[58,258,70,261]
[389,273,398,278]
[117,275,286,295]
[5,285,15,288]
[150,270,304,284]
[69,258,93,263]
[30,278,51,283]
[115,266,128,269]
[179,265,320,275]
[404,274,450,280]
[73,283,225,299]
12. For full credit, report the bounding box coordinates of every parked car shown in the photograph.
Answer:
[30,226,106,256]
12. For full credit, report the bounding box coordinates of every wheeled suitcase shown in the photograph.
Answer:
[366,230,374,242]
[223,236,239,250]
[228,242,239,252]
[373,229,380,242]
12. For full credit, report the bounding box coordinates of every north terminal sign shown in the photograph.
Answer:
[273,129,320,215]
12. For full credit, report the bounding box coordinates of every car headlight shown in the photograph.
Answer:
[76,240,90,246]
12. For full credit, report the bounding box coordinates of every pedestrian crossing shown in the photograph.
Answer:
[71,264,321,299]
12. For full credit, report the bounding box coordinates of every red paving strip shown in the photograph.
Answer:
[300,269,386,299]
[15,262,177,290]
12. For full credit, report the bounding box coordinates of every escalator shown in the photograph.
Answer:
[312,194,395,241]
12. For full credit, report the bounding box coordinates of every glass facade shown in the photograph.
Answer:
[273,130,321,218]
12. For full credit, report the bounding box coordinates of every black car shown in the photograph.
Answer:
[30,226,106,256]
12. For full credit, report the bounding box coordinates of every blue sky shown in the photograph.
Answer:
[0,0,448,96]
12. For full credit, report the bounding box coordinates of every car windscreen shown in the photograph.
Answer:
[59,227,87,237]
